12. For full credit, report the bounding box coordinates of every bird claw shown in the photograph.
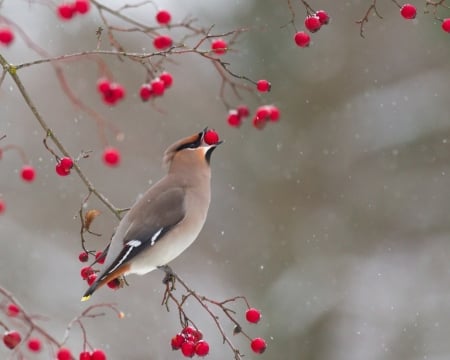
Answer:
[158,265,175,285]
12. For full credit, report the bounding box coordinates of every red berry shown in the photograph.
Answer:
[80,266,94,279]
[304,15,322,32]
[87,273,97,286]
[193,329,203,342]
[252,116,266,130]
[3,330,21,349]
[0,199,5,214]
[95,251,105,264]
[79,351,92,360]
[78,252,89,263]
[56,163,70,176]
[211,38,227,55]
[256,79,271,92]
[195,340,209,357]
[181,341,196,357]
[97,78,110,94]
[102,91,117,105]
[203,129,220,145]
[91,349,106,360]
[27,338,41,352]
[153,35,173,50]
[267,105,280,122]
[57,347,72,360]
[74,0,90,14]
[110,83,125,100]
[171,333,185,350]
[0,27,14,46]
[250,337,267,354]
[139,84,153,101]
[315,10,330,25]
[57,4,75,20]
[255,106,270,120]
[156,10,171,25]
[245,308,262,323]
[102,147,121,166]
[60,157,74,170]
[21,165,36,182]
[150,78,165,96]
[181,326,196,337]
[107,278,121,289]
[400,4,416,19]
[442,18,450,32]
[159,72,173,88]
[237,105,250,118]
[6,303,20,317]
[294,31,310,47]
[227,110,241,128]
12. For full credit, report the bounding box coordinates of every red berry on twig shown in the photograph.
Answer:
[102,147,121,167]
[91,349,107,360]
[27,338,41,352]
[156,10,171,25]
[304,15,321,32]
[211,39,227,55]
[3,330,21,349]
[294,31,310,48]
[56,347,72,360]
[0,27,14,46]
[246,308,262,323]
[442,18,450,33]
[6,303,20,317]
[21,165,36,182]
[250,337,267,354]
[400,4,416,19]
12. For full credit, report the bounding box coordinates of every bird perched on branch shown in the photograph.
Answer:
[81,128,222,301]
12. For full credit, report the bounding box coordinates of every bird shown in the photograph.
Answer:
[81,128,222,301]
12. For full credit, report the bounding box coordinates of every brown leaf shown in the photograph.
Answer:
[84,209,100,231]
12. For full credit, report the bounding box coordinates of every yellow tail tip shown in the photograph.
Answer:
[81,295,91,302]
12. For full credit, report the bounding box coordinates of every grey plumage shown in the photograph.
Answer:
[81,129,220,301]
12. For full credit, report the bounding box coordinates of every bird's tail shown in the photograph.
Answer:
[81,264,130,301]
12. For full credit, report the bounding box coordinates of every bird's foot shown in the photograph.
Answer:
[158,265,175,286]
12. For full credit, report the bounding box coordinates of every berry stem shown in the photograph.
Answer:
[0,53,122,220]
[161,269,258,360]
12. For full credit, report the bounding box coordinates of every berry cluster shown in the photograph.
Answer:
[79,265,121,290]
[139,72,173,101]
[227,105,280,129]
[171,326,209,357]
[2,303,108,358]
[0,27,14,46]
[57,0,91,20]
[294,10,330,48]
[96,78,126,106]
[55,156,74,176]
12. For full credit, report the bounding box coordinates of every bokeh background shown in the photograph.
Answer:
[2,0,450,359]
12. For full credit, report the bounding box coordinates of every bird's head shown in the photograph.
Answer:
[163,128,222,173]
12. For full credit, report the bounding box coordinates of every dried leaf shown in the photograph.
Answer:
[84,209,100,231]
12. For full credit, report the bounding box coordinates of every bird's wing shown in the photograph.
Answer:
[100,186,186,279]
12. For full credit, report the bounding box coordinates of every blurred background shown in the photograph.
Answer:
[2,0,450,359]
